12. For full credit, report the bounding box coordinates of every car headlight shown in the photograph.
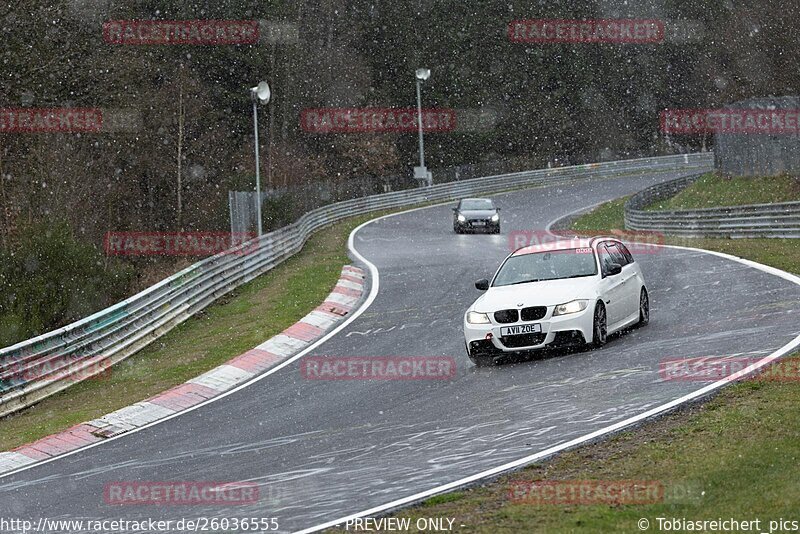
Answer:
[552,300,589,316]
[491,214,499,222]
[466,311,491,324]
[457,214,466,222]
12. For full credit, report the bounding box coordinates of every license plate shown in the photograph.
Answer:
[500,323,542,336]
[472,221,485,226]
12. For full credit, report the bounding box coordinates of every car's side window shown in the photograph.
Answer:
[597,244,615,276]
[606,242,629,267]
[618,242,635,264]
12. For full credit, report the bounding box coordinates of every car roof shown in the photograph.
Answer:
[511,235,619,256]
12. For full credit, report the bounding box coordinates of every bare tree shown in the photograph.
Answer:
[176,63,186,231]
[0,138,7,247]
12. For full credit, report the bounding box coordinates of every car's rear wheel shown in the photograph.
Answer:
[591,301,607,348]
[637,287,650,327]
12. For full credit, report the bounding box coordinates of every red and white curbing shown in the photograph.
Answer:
[0,265,366,474]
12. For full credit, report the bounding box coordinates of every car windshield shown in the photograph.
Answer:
[493,249,598,286]
[460,199,494,210]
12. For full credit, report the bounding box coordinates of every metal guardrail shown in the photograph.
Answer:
[0,153,713,416]
[625,172,800,238]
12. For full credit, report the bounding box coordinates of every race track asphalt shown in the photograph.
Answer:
[2,169,799,533]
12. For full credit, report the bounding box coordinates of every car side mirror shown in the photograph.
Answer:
[452,207,458,212]
[475,278,490,291]
[606,263,622,277]
[495,207,501,211]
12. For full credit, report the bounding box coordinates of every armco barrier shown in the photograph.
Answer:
[625,173,800,238]
[0,153,713,416]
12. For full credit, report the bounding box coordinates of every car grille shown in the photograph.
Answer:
[500,333,546,348]
[521,306,547,321]
[494,309,519,323]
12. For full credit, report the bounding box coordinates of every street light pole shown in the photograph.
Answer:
[250,81,271,238]
[414,68,431,186]
[416,77,425,171]
[251,98,262,237]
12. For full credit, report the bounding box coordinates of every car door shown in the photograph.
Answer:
[596,242,626,326]
[605,241,638,321]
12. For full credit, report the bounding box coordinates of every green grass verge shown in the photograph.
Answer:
[572,198,627,232]
[0,210,388,451]
[647,172,800,210]
[340,199,800,533]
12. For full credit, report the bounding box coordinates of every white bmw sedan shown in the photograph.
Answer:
[463,236,649,366]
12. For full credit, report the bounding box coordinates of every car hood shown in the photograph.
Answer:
[459,209,496,218]
[472,276,598,310]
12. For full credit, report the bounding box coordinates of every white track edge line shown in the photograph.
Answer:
[4,175,791,533]
[0,168,678,465]
[5,174,789,530]
[0,202,459,480]
[296,199,800,534]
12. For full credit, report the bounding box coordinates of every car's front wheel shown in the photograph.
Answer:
[466,342,496,367]
[469,355,496,367]
[591,301,607,348]
[637,287,650,327]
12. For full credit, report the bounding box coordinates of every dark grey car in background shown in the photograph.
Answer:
[452,198,501,234]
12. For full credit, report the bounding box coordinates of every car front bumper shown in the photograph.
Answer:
[463,305,593,357]
[455,219,499,231]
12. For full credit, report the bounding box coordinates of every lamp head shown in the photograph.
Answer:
[251,81,271,103]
